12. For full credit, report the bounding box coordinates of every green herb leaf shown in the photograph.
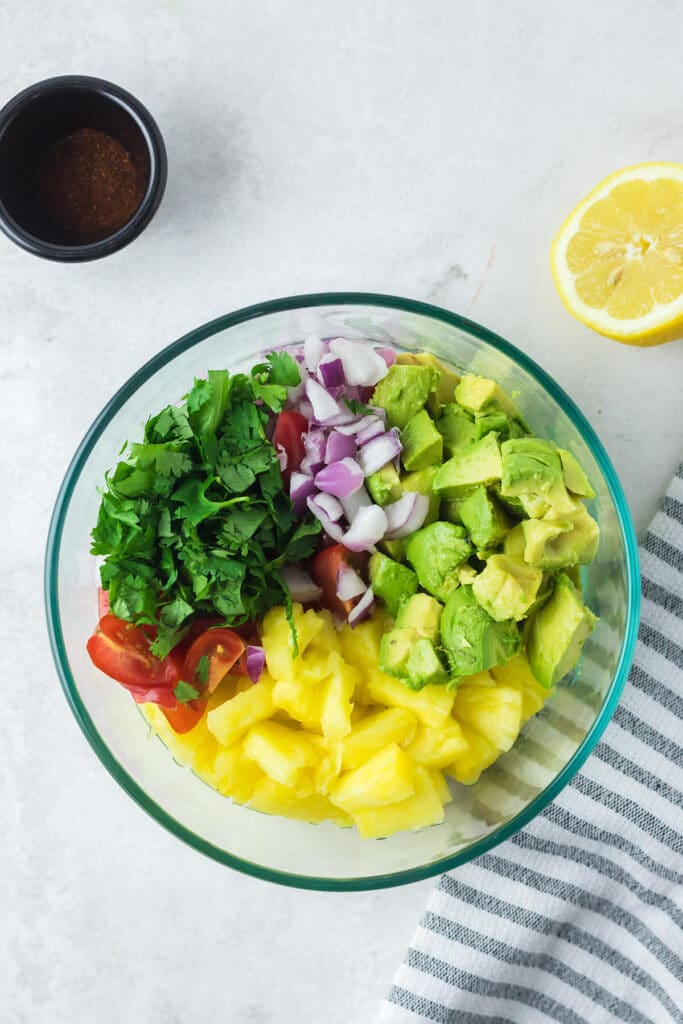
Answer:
[343,397,374,416]
[174,680,200,703]
[195,655,210,685]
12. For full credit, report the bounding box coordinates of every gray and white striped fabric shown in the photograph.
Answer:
[378,466,683,1024]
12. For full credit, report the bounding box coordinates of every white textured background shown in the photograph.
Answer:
[2,2,682,1022]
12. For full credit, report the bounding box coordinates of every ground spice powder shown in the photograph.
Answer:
[34,127,144,238]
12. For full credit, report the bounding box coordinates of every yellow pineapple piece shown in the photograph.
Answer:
[319,657,357,742]
[249,778,351,826]
[366,670,455,727]
[313,741,343,795]
[261,604,326,680]
[306,610,342,654]
[207,678,275,747]
[209,743,265,804]
[243,721,317,787]
[271,678,322,731]
[457,670,496,688]
[338,615,386,671]
[454,684,523,752]
[445,722,500,785]
[430,769,453,805]
[352,767,445,839]
[330,743,414,813]
[341,707,417,769]
[405,719,469,769]
[492,653,555,721]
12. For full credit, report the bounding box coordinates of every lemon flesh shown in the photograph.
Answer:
[551,163,683,345]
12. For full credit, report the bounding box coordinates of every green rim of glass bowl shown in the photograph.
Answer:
[45,292,641,891]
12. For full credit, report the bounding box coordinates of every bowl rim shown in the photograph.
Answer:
[44,292,641,891]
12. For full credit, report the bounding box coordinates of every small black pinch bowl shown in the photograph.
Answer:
[0,75,167,262]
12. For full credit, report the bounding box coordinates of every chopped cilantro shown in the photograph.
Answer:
[91,353,320,655]
[343,397,374,416]
[174,681,200,703]
[195,655,210,686]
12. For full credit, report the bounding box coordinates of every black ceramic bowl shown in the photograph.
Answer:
[0,75,167,262]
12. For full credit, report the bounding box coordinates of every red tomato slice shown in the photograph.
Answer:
[273,410,308,484]
[310,544,368,619]
[87,615,182,692]
[160,699,207,734]
[182,628,245,694]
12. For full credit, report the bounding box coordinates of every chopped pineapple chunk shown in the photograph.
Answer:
[250,778,351,826]
[445,722,500,785]
[454,684,523,752]
[492,653,554,721]
[207,678,275,747]
[366,670,455,727]
[271,678,322,731]
[330,744,414,813]
[341,707,417,769]
[406,719,469,768]
[319,658,357,742]
[352,767,445,839]
[243,721,317,787]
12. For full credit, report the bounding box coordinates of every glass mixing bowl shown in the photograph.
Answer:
[45,293,640,890]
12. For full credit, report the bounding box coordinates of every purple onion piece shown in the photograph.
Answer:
[313,491,344,522]
[348,586,375,626]
[307,495,345,542]
[376,347,397,367]
[356,429,403,476]
[304,335,327,374]
[297,400,314,420]
[289,471,318,515]
[305,378,344,422]
[340,484,372,521]
[317,354,345,389]
[331,417,367,436]
[282,566,323,604]
[314,457,364,498]
[275,445,288,472]
[342,504,388,552]
[335,562,367,601]
[355,416,385,446]
[324,430,357,464]
[300,453,325,476]
[245,645,266,684]
[383,491,430,539]
[303,429,327,463]
[328,338,390,386]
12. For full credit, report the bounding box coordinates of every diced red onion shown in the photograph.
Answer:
[276,445,288,472]
[282,566,323,604]
[317,354,345,389]
[377,347,397,367]
[340,484,372,521]
[315,457,364,498]
[305,378,343,422]
[325,430,357,464]
[246,645,266,684]
[300,453,324,476]
[289,471,317,514]
[313,491,344,521]
[328,338,390,386]
[384,491,430,539]
[332,417,368,436]
[307,495,345,542]
[356,429,402,476]
[336,562,367,601]
[342,504,388,552]
[297,400,313,421]
[348,586,375,626]
[355,416,385,446]
[303,429,327,464]
[304,335,327,373]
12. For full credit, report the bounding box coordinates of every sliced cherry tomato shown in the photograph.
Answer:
[310,544,368,619]
[87,614,182,692]
[160,699,207,734]
[273,410,308,484]
[182,628,245,695]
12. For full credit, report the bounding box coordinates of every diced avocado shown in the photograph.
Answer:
[396,593,443,641]
[379,537,407,562]
[433,432,503,499]
[500,437,575,517]
[369,552,419,617]
[455,374,522,420]
[503,523,526,559]
[401,410,443,471]
[471,554,543,622]
[558,449,596,499]
[440,585,521,678]
[437,403,478,452]
[458,485,511,550]
[458,563,478,586]
[492,483,525,516]
[367,463,403,506]
[526,573,597,688]
[397,352,461,412]
[380,627,417,677]
[520,503,599,570]
[402,465,440,525]
[403,638,448,690]
[372,363,439,429]
[474,411,527,442]
[405,522,472,602]
[441,494,473,525]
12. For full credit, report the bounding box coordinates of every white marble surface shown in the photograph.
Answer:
[2,2,682,1022]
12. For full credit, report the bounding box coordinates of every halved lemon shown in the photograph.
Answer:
[551,163,683,346]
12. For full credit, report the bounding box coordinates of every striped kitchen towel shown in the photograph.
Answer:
[378,466,683,1024]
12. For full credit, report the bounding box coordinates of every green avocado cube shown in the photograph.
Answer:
[520,503,600,570]
[437,403,478,452]
[455,374,521,419]
[403,638,448,690]
[400,409,443,471]
[367,463,403,506]
[396,352,461,414]
[405,521,472,602]
[396,592,443,641]
[440,585,521,678]
[433,432,503,499]
[402,465,440,525]
[379,537,408,562]
[458,485,510,550]
[526,573,597,688]
[558,449,596,499]
[500,437,575,517]
[474,411,527,442]
[379,627,417,677]
[369,552,418,617]
[471,554,543,622]
[372,364,439,429]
